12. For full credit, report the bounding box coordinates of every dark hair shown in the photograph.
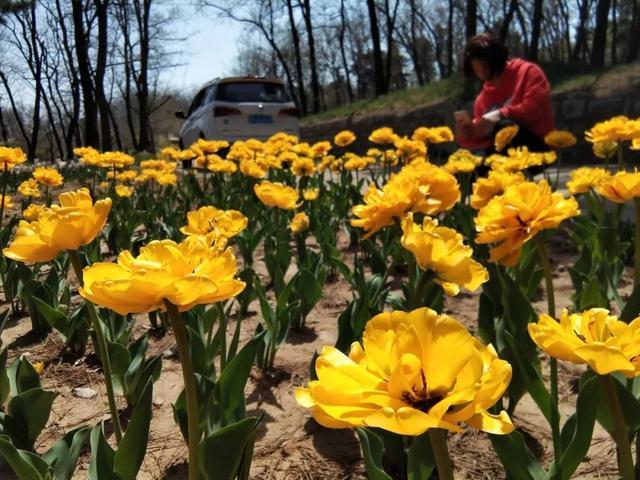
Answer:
[463,32,509,80]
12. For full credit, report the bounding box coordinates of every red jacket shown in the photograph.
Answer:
[458,58,554,150]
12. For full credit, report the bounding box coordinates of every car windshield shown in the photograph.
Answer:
[216,82,291,103]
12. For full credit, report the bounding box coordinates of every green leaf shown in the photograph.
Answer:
[621,281,640,322]
[216,332,263,422]
[504,332,551,425]
[548,373,599,480]
[355,427,392,480]
[199,417,260,480]
[114,379,153,480]
[0,348,10,407]
[42,426,91,480]
[0,434,49,480]
[32,297,69,336]
[105,341,131,395]
[407,431,435,480]
[8,356,41,396]
[490,430,547,480]
[7,388,57,449]
[594,373,640,437]
[88,423,118,480]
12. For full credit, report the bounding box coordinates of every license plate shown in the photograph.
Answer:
[248,114,273,124]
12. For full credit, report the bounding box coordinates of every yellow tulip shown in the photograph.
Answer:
[412,126,454,144]
[180,206,248,239]
[593,141,618,160]
[351,175,422,238]
[18,179,41,198]
[369,127,397,144]
[254,181,301,210]
[1,195,13,209]
[291,157,315,176]
[23,203,49,221]
[239,159,266,179]
[289,212,310,234]
[115,185,134,197]
[401,214,488,296]
[586,116,640,144]
[529,309,640,377]
[597,171,640,203]
[494,125,519,152]
[566,167,611,195]
[334,130,356,147]
[296,307,513,436]
[475,180,579,266]
[208,158,237,174]
[74,146,101,166]
[32,167,64,187]
[311,141,331,157]
[32,361,44,375]
[3,188,111,263]
[0,146,27,171]
[303,188,319,201]
[399,160,460,214]
[80,235,245,314]
[470,171,525,209]
[545,130,577,149]
[98,151,135,169]
[444,149,482,174]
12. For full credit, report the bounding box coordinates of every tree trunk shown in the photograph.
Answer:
[71,0,99,148]
[339,0,354,102]
[366,0,385,96]
[611,0,617,64]
[301,0,320,112]
[499,0,518,42]
[286,0,306,114]
[55,0,81,158]
[94,0,111,151]
[446,0,453,77]
[571,0,590,61]
[591,0,611,66]
[628,0,640,61]
[466,0,477,39]
[528,0,543,61]
[134,0,153,151]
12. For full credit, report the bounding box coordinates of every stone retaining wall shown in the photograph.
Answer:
[301,78,640,164]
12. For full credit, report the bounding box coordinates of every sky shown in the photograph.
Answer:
[167,13,244,94]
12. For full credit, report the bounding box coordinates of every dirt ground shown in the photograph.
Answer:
[0,231,626,479]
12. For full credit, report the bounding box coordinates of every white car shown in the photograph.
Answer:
[176,77,300,148]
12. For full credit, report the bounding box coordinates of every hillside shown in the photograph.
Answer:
[301,62,640,127]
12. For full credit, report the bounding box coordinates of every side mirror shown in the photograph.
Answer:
[175,111,186,119]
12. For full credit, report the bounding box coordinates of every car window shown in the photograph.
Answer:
[216,82,291,103]
[187,89,206,116]
[203,84,217,105]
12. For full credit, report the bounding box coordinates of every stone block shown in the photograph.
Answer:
[588,98,625,119]
[560,100,586,119]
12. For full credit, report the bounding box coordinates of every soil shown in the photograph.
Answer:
[0,231,628,479]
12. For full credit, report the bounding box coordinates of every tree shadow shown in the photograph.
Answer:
[286,325,318,345]
[6,329,49,350]
[303,418,363,472]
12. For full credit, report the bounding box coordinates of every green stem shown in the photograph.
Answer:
[601,375,635,479]
[553,151,562,191]
[68,250,123,444]
[164,300,201,480]
[634,198,640,290]
[428,429,454,480]
[534,236,562,469]
[0,168,8,233]
[617,143,625,169]
[216,302,227,371]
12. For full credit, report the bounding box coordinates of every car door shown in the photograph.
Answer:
[180,88,207,148]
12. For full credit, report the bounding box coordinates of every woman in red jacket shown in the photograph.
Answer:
[455,33,554,153]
